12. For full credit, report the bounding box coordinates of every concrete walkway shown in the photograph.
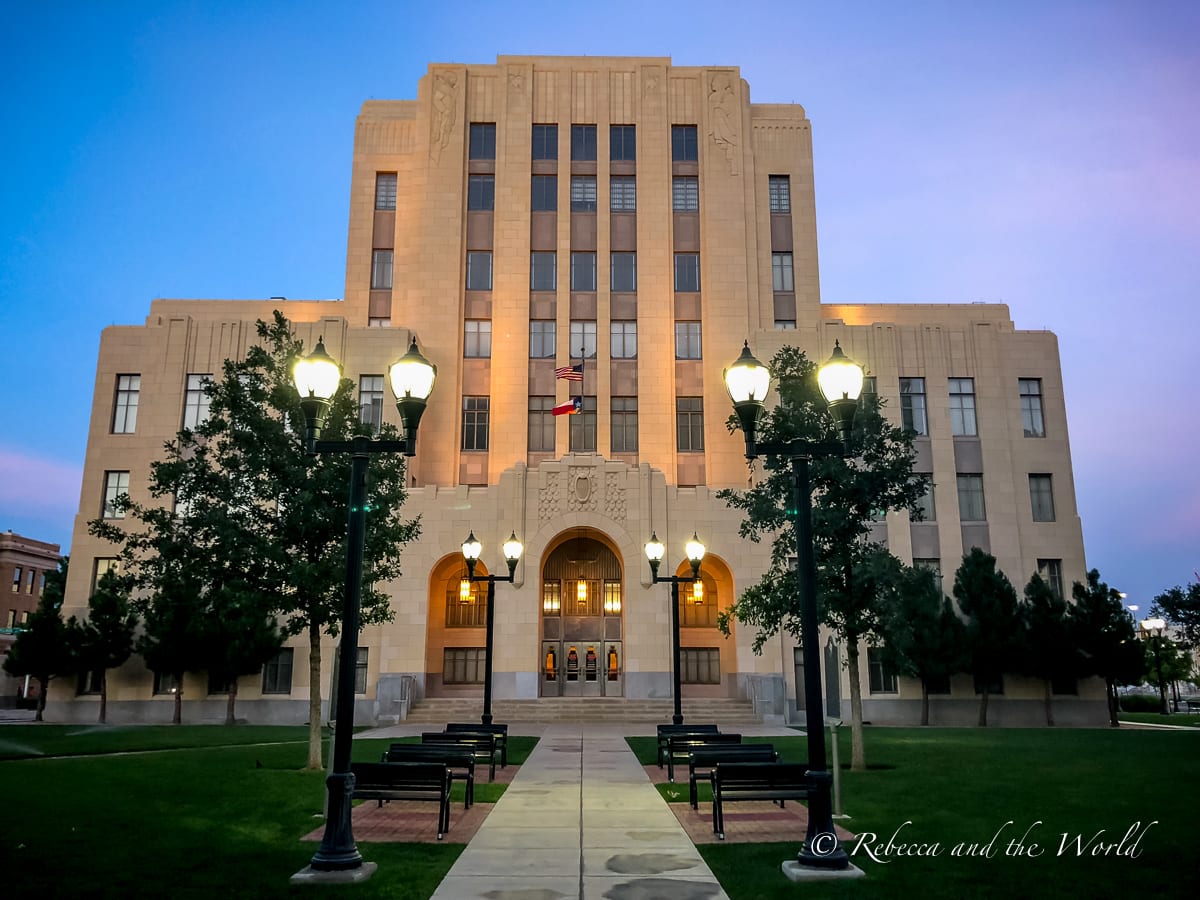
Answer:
[378,723,738,900]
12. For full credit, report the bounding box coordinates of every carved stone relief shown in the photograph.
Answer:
[429,70,458,163]
[707,72,739,175]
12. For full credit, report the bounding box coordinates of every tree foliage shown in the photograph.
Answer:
[718,346,926,768]
[877,564,968,725]
[68,569,138,724]
[953,548,1022,727]
[1150,580,1200,648]
[2,557,72,721]
[1017,573,1073,726]
[1069,569,1144,726]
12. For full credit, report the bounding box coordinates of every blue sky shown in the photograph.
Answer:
[1,1,1197,606]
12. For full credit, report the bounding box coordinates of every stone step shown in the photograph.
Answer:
[402,696,762,724]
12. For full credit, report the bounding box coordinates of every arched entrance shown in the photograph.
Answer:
[539,531,623,697]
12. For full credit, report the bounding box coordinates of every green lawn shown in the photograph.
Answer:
[1119,711,1200,728]
[0,726,536,899]
[631,728,1200,900]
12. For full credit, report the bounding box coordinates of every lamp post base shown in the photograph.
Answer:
[782,860,866,883]
[290,862,377,885]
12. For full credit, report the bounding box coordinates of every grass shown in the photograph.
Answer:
[631,728,1200,900]
[1119,712,1200,728]
[0,726,536,899]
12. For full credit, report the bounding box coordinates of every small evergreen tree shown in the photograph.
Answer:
[1069,569,1144,726]
[68,569,138,724]
[2,557,72,721]
[953,548,1021,727]
[1017,573,1074,726]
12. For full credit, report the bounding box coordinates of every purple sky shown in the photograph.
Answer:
[2,1,1196,606]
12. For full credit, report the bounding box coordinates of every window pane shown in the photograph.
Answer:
[771,252,793,292]
[375,173,397,210]
[674,322,702,359]
[371,249,393,289]
[674,253,700,292]
[462,396,490,450]
[569,396,597,451]
[530,252,557,291]
[532,124,558,160]
[569,321,597,359]
[570,176,597,211]
[672,125,698,161]
[183,374,212,429]
[529,396,555,452]
[900,377,928,435]
[867,647,898,693]
[529,320,556,358]
[358,375,384,431]
[1029,474,1055,522]
[672,176,699,211]
[676,397,704,451]
[570,252,597,291]
[113,374,140,434]
[611,253,636,292]
[467,174,495,210]
[570,124,597,161]
[611,397,638,453]
[531,174,557,211]
[464,320,492,358]
[768,175,791,212]
[610,125,636,161]
[102,471,130,519]
[1038,558,1064,599]
[914,480,935,521]
[610,321,637,359]
[957,474,986,521]
[466,252,492,290]
[610,176,636,210]
[469,123,496,160]
[1020,378,1045,437]
[949,377,977,436]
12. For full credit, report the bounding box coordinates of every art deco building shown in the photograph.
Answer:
[56,56,1099,725]
[1,531,62,706]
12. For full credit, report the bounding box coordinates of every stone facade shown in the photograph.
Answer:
[54,56,1102,725]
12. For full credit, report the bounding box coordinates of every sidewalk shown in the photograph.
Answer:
[429,723,731,899]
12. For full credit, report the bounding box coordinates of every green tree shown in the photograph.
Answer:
[718,346,926,770]
[1070,569,1144,727]
[91,312,418,763]
[1017,573,1074,726]
[68,569,138,724]
[2,557,72,721]
[953,548,1022,727]
[877,564,968,725]
[1150,580,1200,648]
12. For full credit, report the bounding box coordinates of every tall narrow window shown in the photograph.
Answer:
[674,254,700,292]
[112,375,140,434]
[469,123,496,160]
[913,558,943,593]
[672,176,699,211]
[677,397,704,451]
[1020,379,1045,437]
[570,252,597,291]
[957,474,986,521]
[914,481,936,521]
[358,375,384,431]
[1029,474,1056,522]
[1038,559,1064,600]
[672,125,698,161]
[900,377,928,435]
[530,252,557,291]
[680,648,720,684]
[569,396,597,452]
[610,125,636,161]
[611,253,637,292]
[571,125,597,161]
[530,174,557,211]
[570,175,597,211]
[10,568,20,592]
[949,378,977,436]
[371,249,393,289]
[610,321,637,359]
[768,175,791,212]
[867,647,898,693]
[675,322,702,360]
[467,174,495,210]
[528,396,555,452]
[610,176,636,211]
[611,397,638,453]
[466,252,493,291]
[464,320,492,358]
[462,396,489,451]
[532,124,558,160]
[771,252,794,291]
[262,648,294,694]
[354,648,368,694]
[375,173,397,210]
[183,375,212,429]
[529,320,556,358]
[569,321,597,360]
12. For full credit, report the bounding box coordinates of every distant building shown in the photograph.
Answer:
[57,56,1100,725]
[1,531,61,707]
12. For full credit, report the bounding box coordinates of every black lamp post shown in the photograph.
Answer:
[1139,617,1170,715]
[290,336,436,882]
[461,530,523,725]
[724,339,864,873]
[644,531,706,725]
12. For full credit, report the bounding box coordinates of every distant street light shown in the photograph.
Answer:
[1139,617,1170,716]
[461,530,523,725]
[645,532,706,725]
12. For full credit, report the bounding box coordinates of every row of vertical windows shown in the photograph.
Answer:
[525,320,702,360]
[464,250,707,293]
[472,124,653,162]
[900,377,1046,438]
[9,567,43,595]
[908,473,1056,524]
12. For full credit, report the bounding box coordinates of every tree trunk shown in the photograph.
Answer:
[920,680,930,726]
[1106,679,1120,727]
[99,669,108,724]
[35,675,48,722]
[1044,679,1054,727]
[846,642,866,772]
[306,621,324,770]
[978,686,990,727]
[173,676,183,724]
[225,678,238,725]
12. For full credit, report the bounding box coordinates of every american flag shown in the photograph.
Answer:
[555,364,584,381]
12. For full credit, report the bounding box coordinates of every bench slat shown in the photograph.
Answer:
[709,762,809,840]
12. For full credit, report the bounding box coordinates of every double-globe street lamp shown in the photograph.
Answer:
[291,336,437,882]
[461,530,523,725]
[724,339,864,875]
[644,532,707,725]
[1139,617,1170,715]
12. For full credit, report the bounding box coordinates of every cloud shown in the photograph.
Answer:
[0,446,81,525]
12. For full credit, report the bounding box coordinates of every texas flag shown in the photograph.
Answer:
[552,396,582,416]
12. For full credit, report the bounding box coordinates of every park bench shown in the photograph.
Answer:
[349,761,454,840]
[1185,698,1200,713]
[446,722,509,767]
[709,762,810,840]
[421,731,498,782]
[656,723,719,767]
[687,744,780,809]
[383,744,476,808]
[665,733,743,783]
